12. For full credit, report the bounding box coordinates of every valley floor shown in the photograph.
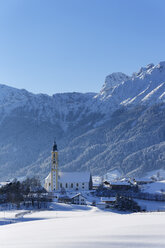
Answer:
[0,204,165,248]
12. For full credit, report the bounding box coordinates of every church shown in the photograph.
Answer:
[44,141,93,192]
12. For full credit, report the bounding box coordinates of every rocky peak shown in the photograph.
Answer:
[100,72,130,96]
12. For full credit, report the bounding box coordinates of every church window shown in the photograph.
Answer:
[66,183,68,188]
[71,183,73,188]
[76,183,79,187]
[60,183,62,188]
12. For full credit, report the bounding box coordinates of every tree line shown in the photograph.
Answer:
[0,177,51,209]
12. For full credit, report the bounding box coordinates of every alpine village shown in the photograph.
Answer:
[0,139,164,214]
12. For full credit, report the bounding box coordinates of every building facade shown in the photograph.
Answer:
[71,193,87,205]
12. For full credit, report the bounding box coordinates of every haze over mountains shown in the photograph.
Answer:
[0,62,165,181]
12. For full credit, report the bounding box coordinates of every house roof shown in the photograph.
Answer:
[71,193,86,199]
[59,171,91,183]
[45,173,51,182]
[58,195,71,200]
[45,171,91,184]
[110,181,131,186]
[101,197,116,202]
[0,181,10,188]
[134,177,153,182]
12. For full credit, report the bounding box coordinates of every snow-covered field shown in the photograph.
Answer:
[141,180,165,194]
[0,203,165,248]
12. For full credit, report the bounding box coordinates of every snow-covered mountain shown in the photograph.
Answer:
[97,62,165,107]
[99,72,130,97]
[0,61,165,181]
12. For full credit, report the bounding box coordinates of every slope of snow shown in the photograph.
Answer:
[0,207,165,248]
[145,169,165,180]
[104,169,122,181]
[0,85,30,118]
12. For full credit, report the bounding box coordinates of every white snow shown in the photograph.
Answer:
[59,171,91,183]
[0,182,10,188]
[141,180,165,194]
[97,61,165,113]
[92,176,102,186]
[135,199,165,212]
[103,170,122,182]
[0,205,165,248]
[145,169,165,181]
[100,72,130,97]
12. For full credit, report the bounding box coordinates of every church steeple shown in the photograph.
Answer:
[52,140,58,152]
[51,140,59,191]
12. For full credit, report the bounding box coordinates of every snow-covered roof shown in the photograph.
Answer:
[134,177,153,182]
[71,193,86,199]
[101,197,116,202]
[45,173,51,181]
[92,176,102,186]
[58,195,71,200]
[110,181,131,186]
[59,172,91,183]
[0,181,10,188]
[96,202,106,206]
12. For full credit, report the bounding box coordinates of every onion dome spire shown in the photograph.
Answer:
[52,140,58,152]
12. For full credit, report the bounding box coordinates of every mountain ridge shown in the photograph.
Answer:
[0,61,165,181]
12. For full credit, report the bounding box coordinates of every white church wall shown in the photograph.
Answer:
[45,173,51,192]
[59,182,89,191]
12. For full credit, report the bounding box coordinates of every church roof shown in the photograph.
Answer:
[45,173,51,181]
[59,171,91,183]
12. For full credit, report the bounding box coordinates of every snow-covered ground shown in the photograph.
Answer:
[135,199,165,211]
[141,180,165,194]
[92,169,122,186]
[104,169,122,181]
[0,204,165,248]
[145,169,165,180]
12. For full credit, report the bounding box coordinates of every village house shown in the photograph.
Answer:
[58,195,72,204]
[133,177,154,185]
[96,197,116,209]
[71,193,86,205]
[101,197,116,205]
[109,181,132,190]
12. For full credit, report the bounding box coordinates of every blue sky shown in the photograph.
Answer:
[0,0,165,95]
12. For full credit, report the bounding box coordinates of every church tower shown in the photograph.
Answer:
[51,140,59,191]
